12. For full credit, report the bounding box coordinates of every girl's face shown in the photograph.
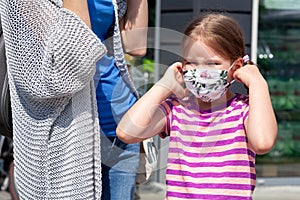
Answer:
[182,39,232,71]
[181,39,243,103]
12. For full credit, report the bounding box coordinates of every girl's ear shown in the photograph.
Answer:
[228,57,243,82]
[233,57,243,71]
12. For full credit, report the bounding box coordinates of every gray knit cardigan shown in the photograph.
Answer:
[0,0,133,199]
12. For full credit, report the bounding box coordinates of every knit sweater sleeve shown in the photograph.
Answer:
[1,0,106,100]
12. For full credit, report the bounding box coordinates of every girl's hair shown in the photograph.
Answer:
[182,13,247,63]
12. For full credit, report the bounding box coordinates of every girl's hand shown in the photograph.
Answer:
[157,62,188,99]
[232,64,266,88]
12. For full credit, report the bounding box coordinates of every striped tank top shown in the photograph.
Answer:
[160,93,256,200]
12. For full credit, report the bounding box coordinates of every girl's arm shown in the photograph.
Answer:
[119,0,148,57]
[117,62,186,143]
[233,64,278,155]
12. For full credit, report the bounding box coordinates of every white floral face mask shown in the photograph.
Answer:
[183,63,235,102]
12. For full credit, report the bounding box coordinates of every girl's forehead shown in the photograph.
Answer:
[183,39,221,61]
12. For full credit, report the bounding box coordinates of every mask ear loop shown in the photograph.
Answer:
[228,55,253,86]
[227,61,236,87]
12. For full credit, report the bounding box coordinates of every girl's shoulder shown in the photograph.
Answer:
[231,93,249,122]
[162,93,250,112]
[233,93,249,105]
[160,95,180,111]
[166,95,181,104]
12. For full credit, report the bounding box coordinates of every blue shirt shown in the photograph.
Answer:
[88,0,137,136]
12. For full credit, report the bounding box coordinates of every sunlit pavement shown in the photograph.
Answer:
[137,178,300,200]
[253,186,300,200]
[137,184,300,200]
[0,191,11,200]
[1,178,300,200]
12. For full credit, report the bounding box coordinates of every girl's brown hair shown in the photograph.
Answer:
[182,13,247,63]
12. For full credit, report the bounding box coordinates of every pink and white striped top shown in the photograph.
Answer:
[160,94,256,200]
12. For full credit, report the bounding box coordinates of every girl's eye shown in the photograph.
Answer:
[207,62,219,66]
[185,61,221,69]
[185,62,197,67]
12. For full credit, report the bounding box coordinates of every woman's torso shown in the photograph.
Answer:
[88,0,137,137]
[2,0,105,198]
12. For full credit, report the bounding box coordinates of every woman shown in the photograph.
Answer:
[1,0,105,199]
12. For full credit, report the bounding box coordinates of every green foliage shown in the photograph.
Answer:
[257,121,300,163]
[142,58,155,73]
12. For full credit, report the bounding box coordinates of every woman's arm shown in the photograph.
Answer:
[233,64,278,155]
[119,0,148,57]
[1,0,105,100]
[117,62,186,143]
[63,0,91,28]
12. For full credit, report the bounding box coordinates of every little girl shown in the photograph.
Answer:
[117,13,277,199]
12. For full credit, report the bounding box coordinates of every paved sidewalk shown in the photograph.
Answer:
[137,184,300,200]
[137,178,300,200]
[0,191,11,200]
[1,178,300,200]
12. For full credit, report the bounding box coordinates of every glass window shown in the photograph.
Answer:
[256,0,300,177]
